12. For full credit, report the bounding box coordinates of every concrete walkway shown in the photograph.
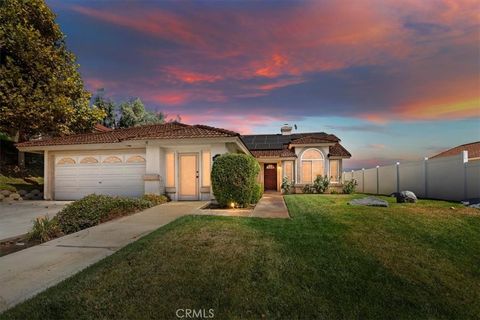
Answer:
[250,192,290,218]
[0,201,206,312]
[0,201,71,241]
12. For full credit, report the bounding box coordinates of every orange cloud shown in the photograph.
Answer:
[165,67,222,84]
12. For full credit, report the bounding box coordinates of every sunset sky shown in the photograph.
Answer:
[48,0,480,169]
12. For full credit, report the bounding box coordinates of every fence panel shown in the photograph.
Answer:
[344,151,480,201]
[363,168,377,194]
[353,170,364,193]
[426,154,465,201]
[398,161,426,198]
[378,165,397,195]
[466,160,480,199]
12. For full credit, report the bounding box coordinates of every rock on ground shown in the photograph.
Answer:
[394,191,417,203]
[348,196,389,207]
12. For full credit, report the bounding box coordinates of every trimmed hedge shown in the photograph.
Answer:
[56,194,152,234]
[211,154,260,208]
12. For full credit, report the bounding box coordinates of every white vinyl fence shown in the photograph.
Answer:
[342,151,480,201]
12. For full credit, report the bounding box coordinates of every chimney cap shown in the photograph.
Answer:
[281,124,293,135]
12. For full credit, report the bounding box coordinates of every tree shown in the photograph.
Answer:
[0,0,104,142]
[92,89,116,128]
[118,98,165,128]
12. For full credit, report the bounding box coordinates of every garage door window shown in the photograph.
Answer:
[80,156,98,164]
[57,157,75,165]
[103,156,122,163]
[127,155,146,163]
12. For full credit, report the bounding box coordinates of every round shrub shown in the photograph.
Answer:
[211,153,260,208]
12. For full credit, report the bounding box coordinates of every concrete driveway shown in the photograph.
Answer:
[0,201,71,240]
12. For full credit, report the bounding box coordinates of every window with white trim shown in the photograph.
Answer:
[284,161,294,182]
[301,149,324,183]
[202,150,211,187]
[329,159,340,182]
[166,152,175,188]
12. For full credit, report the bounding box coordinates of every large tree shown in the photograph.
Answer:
[92,89,117,129]
[0,0,104,142]
[118,98,165,128]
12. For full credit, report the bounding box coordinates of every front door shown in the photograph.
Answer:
[264,163,277,191]
[179,153,199,200]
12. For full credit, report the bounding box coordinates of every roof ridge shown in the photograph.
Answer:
[193,124,240,136]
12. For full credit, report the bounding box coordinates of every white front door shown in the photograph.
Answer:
[178,153,199,200]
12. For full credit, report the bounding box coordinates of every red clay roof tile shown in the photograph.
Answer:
[16,122,239,148]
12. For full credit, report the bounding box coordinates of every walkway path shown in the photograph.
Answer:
[250,192,290,218]
[0,201,206,313]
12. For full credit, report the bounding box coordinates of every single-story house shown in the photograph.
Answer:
[16,122,351,200]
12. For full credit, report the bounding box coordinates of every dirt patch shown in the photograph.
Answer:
[0,235,40,257]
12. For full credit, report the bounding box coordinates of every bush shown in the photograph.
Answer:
[141,194,169,206]
[28,215,62,243]
[313,175,330,194]
[250,183,263,204]
[281,176,293,194]
[57,194,152,234]
[211,154,260,208]
[302,184,315,194]
[342,179,358,194]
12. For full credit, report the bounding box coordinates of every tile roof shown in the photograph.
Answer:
[16,122,239,148]
[242,132,350,159]
[241,132,339,150]
[329,143,352,158]
[290,135,338,144]
[250,149,297,158]
[430,141,480,159]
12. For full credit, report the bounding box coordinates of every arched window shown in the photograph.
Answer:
[80,156,99,164]
[126,155,146,163]
[301,148,324,183]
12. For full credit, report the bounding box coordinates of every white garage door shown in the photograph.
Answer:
[54,153,146,200]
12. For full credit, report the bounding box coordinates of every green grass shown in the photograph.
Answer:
[2,195,479,319]
[0,175,43,192]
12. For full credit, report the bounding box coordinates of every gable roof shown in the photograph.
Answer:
[242,132,339,150]
[16,122,240,148]
[242,132,350,158]
[430,141,480,159]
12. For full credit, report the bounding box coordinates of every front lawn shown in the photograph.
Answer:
[2,195,479,319]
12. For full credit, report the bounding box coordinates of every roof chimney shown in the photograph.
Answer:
[281,124,293,135]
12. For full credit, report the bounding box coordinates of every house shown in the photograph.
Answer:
[430,141,480,161]
[16,122,249,201]
[16,122,351,200]
[243,125,351,192]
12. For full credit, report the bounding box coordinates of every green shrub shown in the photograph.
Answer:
[313,175,330,194]
[141,194,169,206]
[250,182,263,204]
[281,176,293,194]
[28,215,62,243]
[342,179,358,194]
[211,153,260,208]
[57,194,152,234]
[302,184,315,194]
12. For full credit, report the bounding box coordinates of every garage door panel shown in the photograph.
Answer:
[54,153,146,200]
